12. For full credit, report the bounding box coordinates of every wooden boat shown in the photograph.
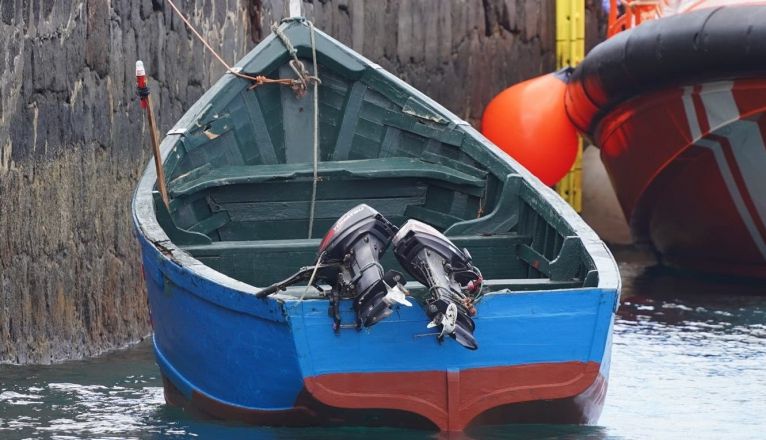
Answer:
[132,18,620,431]
[566,0,766,279]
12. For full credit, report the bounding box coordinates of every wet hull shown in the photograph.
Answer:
[565,2,766,279]
[596,80,766,279]
[131,19,620,432]
[161,368,608,430]
[140,234,617,431]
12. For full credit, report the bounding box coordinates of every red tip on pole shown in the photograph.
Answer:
[136,60,148,109]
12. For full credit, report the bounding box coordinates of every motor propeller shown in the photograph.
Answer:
[392,220,481,350]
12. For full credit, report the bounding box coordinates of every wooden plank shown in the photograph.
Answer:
[405,278,582,294]
[183,234,534,284]
[449,192,469,219]
[281,64,315,163]
[221,196,425,222]
[209,179,428,203]
[182,232,532,281]
[549,236,585,281]
[187,211,230,235]
[348,135,382,159]
[182,233,533,254]
[518,244,551,277]
[383,110,465,147]
[354,117,386,143]
[319,68,351,93]
[332,81,368,160]
[254,85,285,162]
[458,135,516,181]
[361,87,397,111]
[361,69,413,108]
[404,205,462,231]
[445,174,520,235]
[402,96,448,124]
[519,181,576,236]
[217,217,409,241]
[152,192,212,245]
[379,126,401,158]
[242,91,278,165]
[170,158,485,196]
[421,151,488,179]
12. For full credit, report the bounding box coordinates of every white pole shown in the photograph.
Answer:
[289,0,302,17]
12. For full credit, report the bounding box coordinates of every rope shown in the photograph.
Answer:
[271,21,322,97]
[269,20,321,238]
[164,0,322,239]
[272,23,300,62]
[164,0,309,89]
[299,252,325,302]
[307,21,320,239]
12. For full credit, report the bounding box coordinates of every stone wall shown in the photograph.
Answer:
[0,0,255,364]
[273,0,558,123]
[0,0,602,364]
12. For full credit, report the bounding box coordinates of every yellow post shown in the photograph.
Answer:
[555,0,585,212]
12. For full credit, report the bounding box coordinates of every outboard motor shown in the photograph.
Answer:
[318,204,411,329]
[392,220,482,350]
[255,204,411,331]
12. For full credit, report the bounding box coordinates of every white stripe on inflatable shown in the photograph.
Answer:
[682,86,701,141]
[696,138,766,259]
[719,120,766,237]
[701,81,740,132]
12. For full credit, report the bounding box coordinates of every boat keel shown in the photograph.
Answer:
[161,361,605,431]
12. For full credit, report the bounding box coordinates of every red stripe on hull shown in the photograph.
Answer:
[162,362,606,431]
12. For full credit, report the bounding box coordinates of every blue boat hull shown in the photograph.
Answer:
[139,234,617,430]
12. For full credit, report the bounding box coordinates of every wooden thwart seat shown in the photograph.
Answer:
[169,157,486,197]
[181,234,531,256]
[183,234,582,294]
[181,234,535,286]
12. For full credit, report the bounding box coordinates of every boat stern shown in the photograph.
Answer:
[286,287,618,431]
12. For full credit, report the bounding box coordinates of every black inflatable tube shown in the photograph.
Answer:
[569,5,766,135]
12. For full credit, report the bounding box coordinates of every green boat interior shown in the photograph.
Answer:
[153,25,599,293]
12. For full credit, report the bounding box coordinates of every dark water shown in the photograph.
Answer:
[2,248,765,439]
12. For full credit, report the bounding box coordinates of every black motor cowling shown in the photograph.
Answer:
[256,206,483,349]
[392,220,481,350]
[319,204,411,329]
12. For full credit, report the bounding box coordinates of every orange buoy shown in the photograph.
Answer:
[481,72,578,186]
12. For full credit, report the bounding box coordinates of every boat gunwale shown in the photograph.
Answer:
[131,20,621,307]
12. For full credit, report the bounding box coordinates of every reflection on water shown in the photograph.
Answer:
[600,248,766,440]
[1,248,764,439]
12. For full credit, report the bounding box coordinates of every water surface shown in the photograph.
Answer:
[1,248,764,439]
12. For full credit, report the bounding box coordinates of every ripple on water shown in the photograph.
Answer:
[601,251,766,440]
[0,342,196,440]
